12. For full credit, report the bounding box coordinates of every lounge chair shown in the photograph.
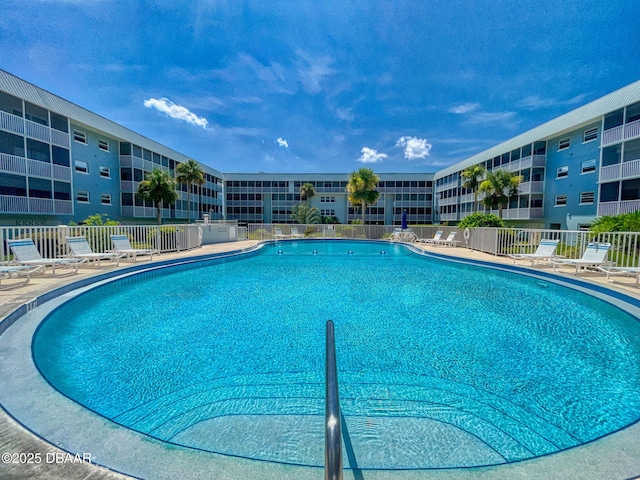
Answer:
[509,239,560,265]
[431,231,459,247]
[597,266,640,285]
[66,236,124,266]
[290,228,304,238]
[417,230,443,244]
[0,264,42,288]
[110,234,158,262]
[273,227,289,239]
[8,238,83,275]
[550,242,613,274]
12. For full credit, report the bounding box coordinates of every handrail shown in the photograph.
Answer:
[325,320,343,480]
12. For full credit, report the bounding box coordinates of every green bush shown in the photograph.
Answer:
[590,211,640,234]
[457,213,505,229]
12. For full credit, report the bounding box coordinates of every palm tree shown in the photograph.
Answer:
[461,164,486,213]
[300,182,315,202]
[175,159,205,223]
[137,169,178,225]
[346,168,380,224]
[478,169,523,219]
[291,202,321,224]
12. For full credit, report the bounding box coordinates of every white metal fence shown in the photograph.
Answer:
[247,224,640,268]
[0,224,203,262]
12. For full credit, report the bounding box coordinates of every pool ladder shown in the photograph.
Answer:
[325,320,343,480]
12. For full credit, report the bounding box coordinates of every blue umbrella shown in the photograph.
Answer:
[401,210,407,230]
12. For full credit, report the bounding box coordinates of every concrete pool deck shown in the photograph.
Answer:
[1,239,640,480]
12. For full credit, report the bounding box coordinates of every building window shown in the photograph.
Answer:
[98,139,110,151]
[555,194,567,206]
[73,129,87,144]
[321,196,336,203]
[75,160,89,174]
[76,190,90,203]
[101,193,112,205]
[580,191,595,204]
[556,166,568,179]
[583,128,598,143]
[581,159,596,174]
[99,166,111,178]
[558,138,570,150]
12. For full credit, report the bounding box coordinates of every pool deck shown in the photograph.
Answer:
[1,239,640,480]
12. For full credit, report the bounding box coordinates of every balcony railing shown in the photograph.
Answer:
[598,200,640,217]
[599,158,640,182]
[0,196,74,215]
[602,120,640,147]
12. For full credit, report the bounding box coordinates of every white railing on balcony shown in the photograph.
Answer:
[439,213,458,221]
[438,196,458,206]
[624,119,640,140]
[598,201,619,216]
[0,195,28,213]
[28,197,54,213]
[120,181,135,192]
[532,155,546,167]
[25,119,50,142]
[27,159,52,177]
[50,129,70,148]
[54,200,73,214]
[0,153,27,175]
[52,164,72,181]
[621,158,640,179]
[518,181,544,195]
[435,180,458,192]
[600,163,620,182]
[120,155,133,166]
[0,110,25,135]
[602,125,624,146]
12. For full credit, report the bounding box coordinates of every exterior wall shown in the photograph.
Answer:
[543,122,600,229]
[69,122,121,222]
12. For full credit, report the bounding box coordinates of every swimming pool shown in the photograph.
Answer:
[27,239,640,472]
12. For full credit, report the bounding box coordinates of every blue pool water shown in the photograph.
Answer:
[33,240,640,469]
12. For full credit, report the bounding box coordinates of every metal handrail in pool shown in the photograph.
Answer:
[325,320,343,480]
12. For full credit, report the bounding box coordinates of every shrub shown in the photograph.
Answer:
[457,213,505,229]
[590,211,640,234]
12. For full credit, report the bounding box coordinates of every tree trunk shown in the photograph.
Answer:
[156,201,162,225]
[187,181,192,223]
[361,201,366,224]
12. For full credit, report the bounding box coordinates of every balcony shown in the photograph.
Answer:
[0,111,70,148]
[487,207,543,220]
[0,195,73,215]
[518,181,544,195]
[439,213,458,221]
[602,119,640,147]
[600,158,640,182]
[598,200,640,217]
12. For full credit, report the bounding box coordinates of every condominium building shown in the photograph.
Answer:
[433,79,640,230]
[1,69,640,229]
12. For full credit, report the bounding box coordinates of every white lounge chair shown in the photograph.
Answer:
[0,264,42,288]
[8,238,83,275]
[417,230,443,244]
[110,234,158,262]
[509,239,560,265]
[431,231,459,247]
[550,242,612,274]
[597,266,640,285]
[273,227,289,239]
[290,228,304,238]
[66,236,124,266]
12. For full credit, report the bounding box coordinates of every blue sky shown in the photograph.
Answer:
[1,1,639,174]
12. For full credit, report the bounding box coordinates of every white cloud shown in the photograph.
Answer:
[336,107,354,122]
[463,111,517,126]
[517,94,587,110]
[143,97,209,129]
[396,136,432,160]
[448,102,481,114]
[277,137,289,148]
[357,147,388,164]
[295,49,335,94]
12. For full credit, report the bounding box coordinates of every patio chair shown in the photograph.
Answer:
[0,264,42,288]
[110,234,158,262]
[273,227,289,239]
[66,236,124,266]
[290,227,304,238]
[597,265,640,286]
[431,231,459,247]
[8,238,83,275]
[508,239,560,266]
[550,242,613,275]
[417,230,443,244]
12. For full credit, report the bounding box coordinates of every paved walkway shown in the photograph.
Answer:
[1,240,639,480]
